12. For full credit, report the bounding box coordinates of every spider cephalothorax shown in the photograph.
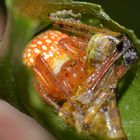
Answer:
[23,10,137,139]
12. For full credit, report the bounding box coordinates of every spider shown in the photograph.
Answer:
[23,10,137,139]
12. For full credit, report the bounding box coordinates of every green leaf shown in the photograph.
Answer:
[0,4,36,111]
[0,0,140,140]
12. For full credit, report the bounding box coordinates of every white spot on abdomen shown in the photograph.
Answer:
[42,45,47,51]
[29,58,34,63]
[34,48,40,54]
[45,39,52,43]
[37,40,43,45]
[27,53,31,57]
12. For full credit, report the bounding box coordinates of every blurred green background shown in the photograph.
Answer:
[74,0,140,38]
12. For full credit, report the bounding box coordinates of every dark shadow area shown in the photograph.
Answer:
[0,0,7,38]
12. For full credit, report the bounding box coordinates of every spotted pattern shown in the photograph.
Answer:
[23,30,69,68]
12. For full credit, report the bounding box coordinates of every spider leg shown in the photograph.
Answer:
[105,95,127,139]
[33,55,83,114]
[105,64,130,139]
[49,11,120,37]
[79,51,125,125]
[34,76,70,116]
[70,36,89,50]
[116,64,130,80]
[59,37,82,58]
[83,88,111,125]
[33,55,63,99]
[58,36,88,58]
[76,50,121,97]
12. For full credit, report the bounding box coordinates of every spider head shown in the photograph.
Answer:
[116,35,138,65]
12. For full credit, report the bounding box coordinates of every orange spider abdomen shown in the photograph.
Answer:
[23,30,70,73]
[23,29,88,99]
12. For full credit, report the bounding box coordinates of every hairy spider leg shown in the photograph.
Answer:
[74,56,116,122]
[82,57,130,125]
[58,36,89,60]
[59,37,83,58]
[77,50,125,125]
[105,94,126,139]
[34,75,70,116]
[77,50,121,95]
[49,13,120,37]
[86,58,131,125]
[116,64,130,80]
[90,51,123,91]
[83,66,116,125]
[33,55,64,98]
[70,36,89,50]
[83,88,111,125]
[33,55,83,114]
